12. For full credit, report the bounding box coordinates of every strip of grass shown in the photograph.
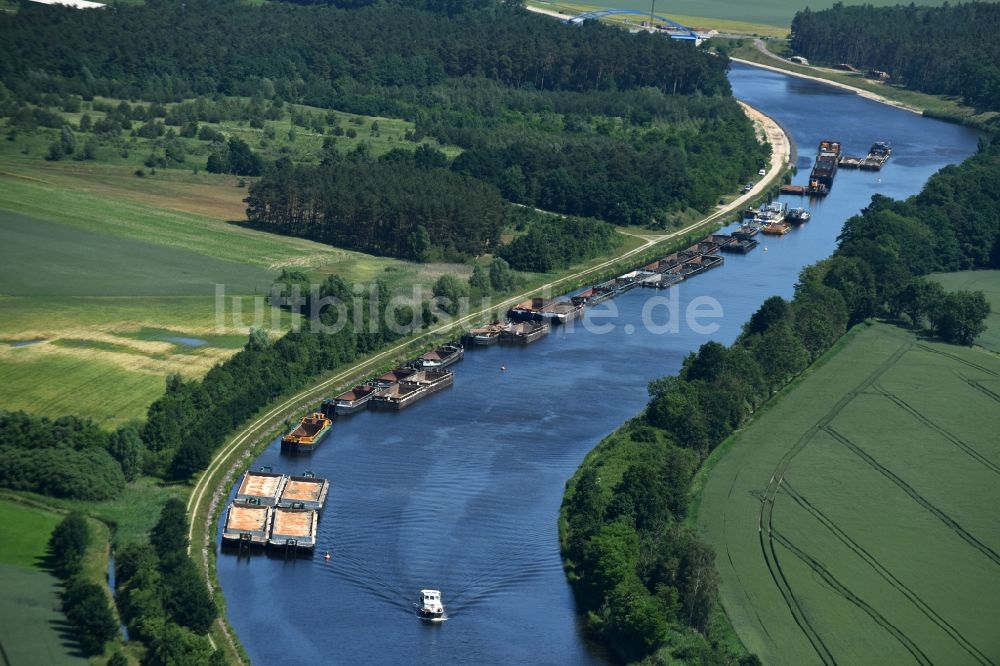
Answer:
[532,0,962,29]
[697,323,1000,663]
[0,564,88,666]
[529,1,787,37]
[0,498,117,665]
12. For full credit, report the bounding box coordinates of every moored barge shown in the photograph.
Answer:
[499,320,549,345]
[221,503,273,548]
[369,382,426,410]
[808,139,841,195]
[373,366,418,388]
[236,469,287,506]
[761,222,792,235]
[679,254,724,276]
[405,369,454,395]
[281,412,333,453]
[714,233,758,254]
[638,272,685,289]
[571,287,612,306]
[268,507,318,553]
[508,297,583,324]
[332,384,379,415]
[417,343,464,369]
[278,474,330,511]
[463,322,503,346]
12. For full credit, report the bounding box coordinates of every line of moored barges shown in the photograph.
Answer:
[227,175,831,555]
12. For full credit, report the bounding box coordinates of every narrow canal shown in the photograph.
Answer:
[215,64,980,664]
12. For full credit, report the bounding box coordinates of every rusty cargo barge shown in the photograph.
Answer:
[369,369,454,411]
[508,297,584,324]
[222,469,330,554]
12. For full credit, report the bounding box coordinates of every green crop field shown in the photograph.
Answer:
[932,270,1000,354]
[532,0,963,29]
[0,153,464,425]
[697,323,1000,664]
[0,500,89,666]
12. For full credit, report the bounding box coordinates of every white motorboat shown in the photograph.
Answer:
[418,589,445,621]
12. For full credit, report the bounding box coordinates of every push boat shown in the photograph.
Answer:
[418,589,446,621]
[786,208,811,224]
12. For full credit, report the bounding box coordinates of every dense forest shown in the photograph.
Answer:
[244,157,504,261]
[0,0,767,245]
[560,139,998,663]
[790,2,1000,111]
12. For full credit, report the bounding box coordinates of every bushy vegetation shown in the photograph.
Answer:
[790,2,1000,111]
[561,138,998,664]
[48,513,118,656]
[498,211,622,272]
[0,411,136,500]
[116,499,223,665]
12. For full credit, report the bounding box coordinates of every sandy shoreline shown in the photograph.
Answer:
[730,57,923,115]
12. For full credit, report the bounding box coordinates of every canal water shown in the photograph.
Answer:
[215,64,980,665]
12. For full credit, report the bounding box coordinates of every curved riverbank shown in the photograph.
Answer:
[731,57,923,114]
[193,103,791,662]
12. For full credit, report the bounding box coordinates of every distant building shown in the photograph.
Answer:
[30,0,106,8]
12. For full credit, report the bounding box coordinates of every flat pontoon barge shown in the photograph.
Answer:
[235,469,287,506]
[278,475,330,511]
[221,503,273,548]
[268,507,318,554]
